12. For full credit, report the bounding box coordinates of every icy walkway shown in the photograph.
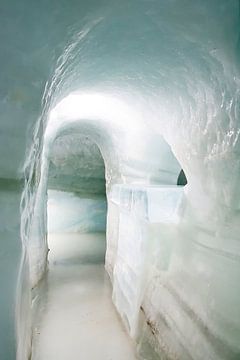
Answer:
[31,232,137,360]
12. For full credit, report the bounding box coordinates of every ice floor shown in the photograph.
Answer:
[31,232,137,360]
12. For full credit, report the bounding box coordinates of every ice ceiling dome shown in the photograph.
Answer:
[22,0,240,210]
[0,1,239,360]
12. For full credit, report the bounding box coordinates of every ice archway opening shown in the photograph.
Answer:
[17,65,240,360]
[18,91,189,360]
[17,88,240,360]
[28,91,186,282]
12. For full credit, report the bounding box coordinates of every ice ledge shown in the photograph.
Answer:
[109,184,185,224]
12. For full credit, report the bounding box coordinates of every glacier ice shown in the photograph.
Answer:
[30,232,137,360]
[0,187,22,360]
[0,0,238,359]
[47,190,107,234]
[19,85,240,360]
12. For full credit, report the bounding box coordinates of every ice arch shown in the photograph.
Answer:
[47,133,107,235]
[17,92,187,359]
[48,134,106,195]
[14,2,240,359]
[27,92,185,284]
[18,83,240,360]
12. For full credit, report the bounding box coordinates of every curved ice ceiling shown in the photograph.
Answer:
[21,0,240,210]
[48,134,106,194]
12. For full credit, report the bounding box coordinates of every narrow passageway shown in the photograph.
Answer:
[31,232,137,360]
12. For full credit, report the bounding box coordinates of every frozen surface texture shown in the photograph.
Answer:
[47,190,106,233]
[107,184,240,359]
[0,0,236,359]
[0,187,21,360]
[31,232,137,360]
[48,134,105,195]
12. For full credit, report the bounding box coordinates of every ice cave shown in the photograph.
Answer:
[0,1,240,359]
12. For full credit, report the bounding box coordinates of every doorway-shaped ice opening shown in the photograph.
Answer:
[21,92,190,360]
[30,131,137,360]
[47,132,107,264]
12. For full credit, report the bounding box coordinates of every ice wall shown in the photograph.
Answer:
[47,133,107,234]
[48,133,105,194]
[0,185,22,360]
[6,0,239,359]
[47,190,107,234]
[107,184,240,359]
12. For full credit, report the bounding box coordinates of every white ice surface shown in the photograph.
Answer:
[31,232,137,360]
[107,183,240,359]
[47,190,106,233]
[14,2,240,359]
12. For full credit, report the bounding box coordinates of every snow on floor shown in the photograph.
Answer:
[31,232,137,360]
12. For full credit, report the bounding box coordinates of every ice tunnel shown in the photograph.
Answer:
[0,1,240,360]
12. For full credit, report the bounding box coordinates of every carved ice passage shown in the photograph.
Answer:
[0,1,239,360]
